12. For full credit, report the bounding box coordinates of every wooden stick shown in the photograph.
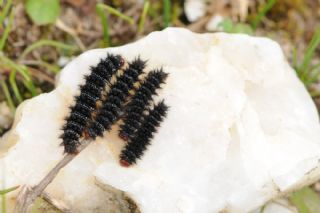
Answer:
[14,140,90,213]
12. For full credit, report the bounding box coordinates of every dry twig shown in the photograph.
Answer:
[14,140,91,213]
[55,19,86,51]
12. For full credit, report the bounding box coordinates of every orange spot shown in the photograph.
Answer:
[120,159,131,167]
[120,57,125,67]
[83,129,90,139]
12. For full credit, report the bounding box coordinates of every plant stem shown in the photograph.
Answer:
[19,40,77,60]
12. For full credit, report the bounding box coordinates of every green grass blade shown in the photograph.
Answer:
[9,69,23,103]
[299,28,320,76]
[259,205,266,213]
[251,0,276,30]
[0,9,14,51]
[0,78,15,112]
[292,47,298,71]
[0,55,38,97]
[289,187,320,213]
[97,3,134,25]
[171,1,182,23]
[19,39,77,60]
[96,4,110,47]
[310,90,320,98]
[21,60,60,74]
[1,185,19,213]
[303,63,320,85]
[0,0,12,25]
[138,1,150,34]
[20,67,38,97]
[95,3,134,47]
[38,61,60,74]
[1,194,5,213]
[31,197,42,213]
[163,0,171,27]
[0,186,19,195]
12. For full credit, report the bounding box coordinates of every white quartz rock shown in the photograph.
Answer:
[1,28,320,213]
[252,199,297,213]
[184,0,206,22]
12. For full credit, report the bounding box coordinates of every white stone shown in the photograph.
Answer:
[0,101,13,129]
[1,28,320,213]
[184,0,206,22]
[206,15,225,31]
[252,199,297,213]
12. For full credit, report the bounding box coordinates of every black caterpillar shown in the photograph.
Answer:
[87,57,146,139]
[119,100,168,167]
[61,54,124,154]
[119,69,168,141]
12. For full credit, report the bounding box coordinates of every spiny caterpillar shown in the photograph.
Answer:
[119,69,168,141]
[87,57,146,139]
[60,54,169,167]
[61,54,124,154]
[119,100,169,167]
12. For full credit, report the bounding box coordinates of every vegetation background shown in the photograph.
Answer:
[1,0,320,212]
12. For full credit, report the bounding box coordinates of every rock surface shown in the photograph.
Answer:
[1,28,320,213]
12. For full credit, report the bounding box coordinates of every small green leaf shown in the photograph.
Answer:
[289,187,320,213]
[233,23,254,35]
[25,0,60,25]
[218,18,234,32]
[218,18,253,35]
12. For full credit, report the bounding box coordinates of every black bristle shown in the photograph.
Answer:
[61,54,123,153]
[129,56,147,72]
[119,69,168,141]
[87,58,146,139]
[119,100,168,167]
